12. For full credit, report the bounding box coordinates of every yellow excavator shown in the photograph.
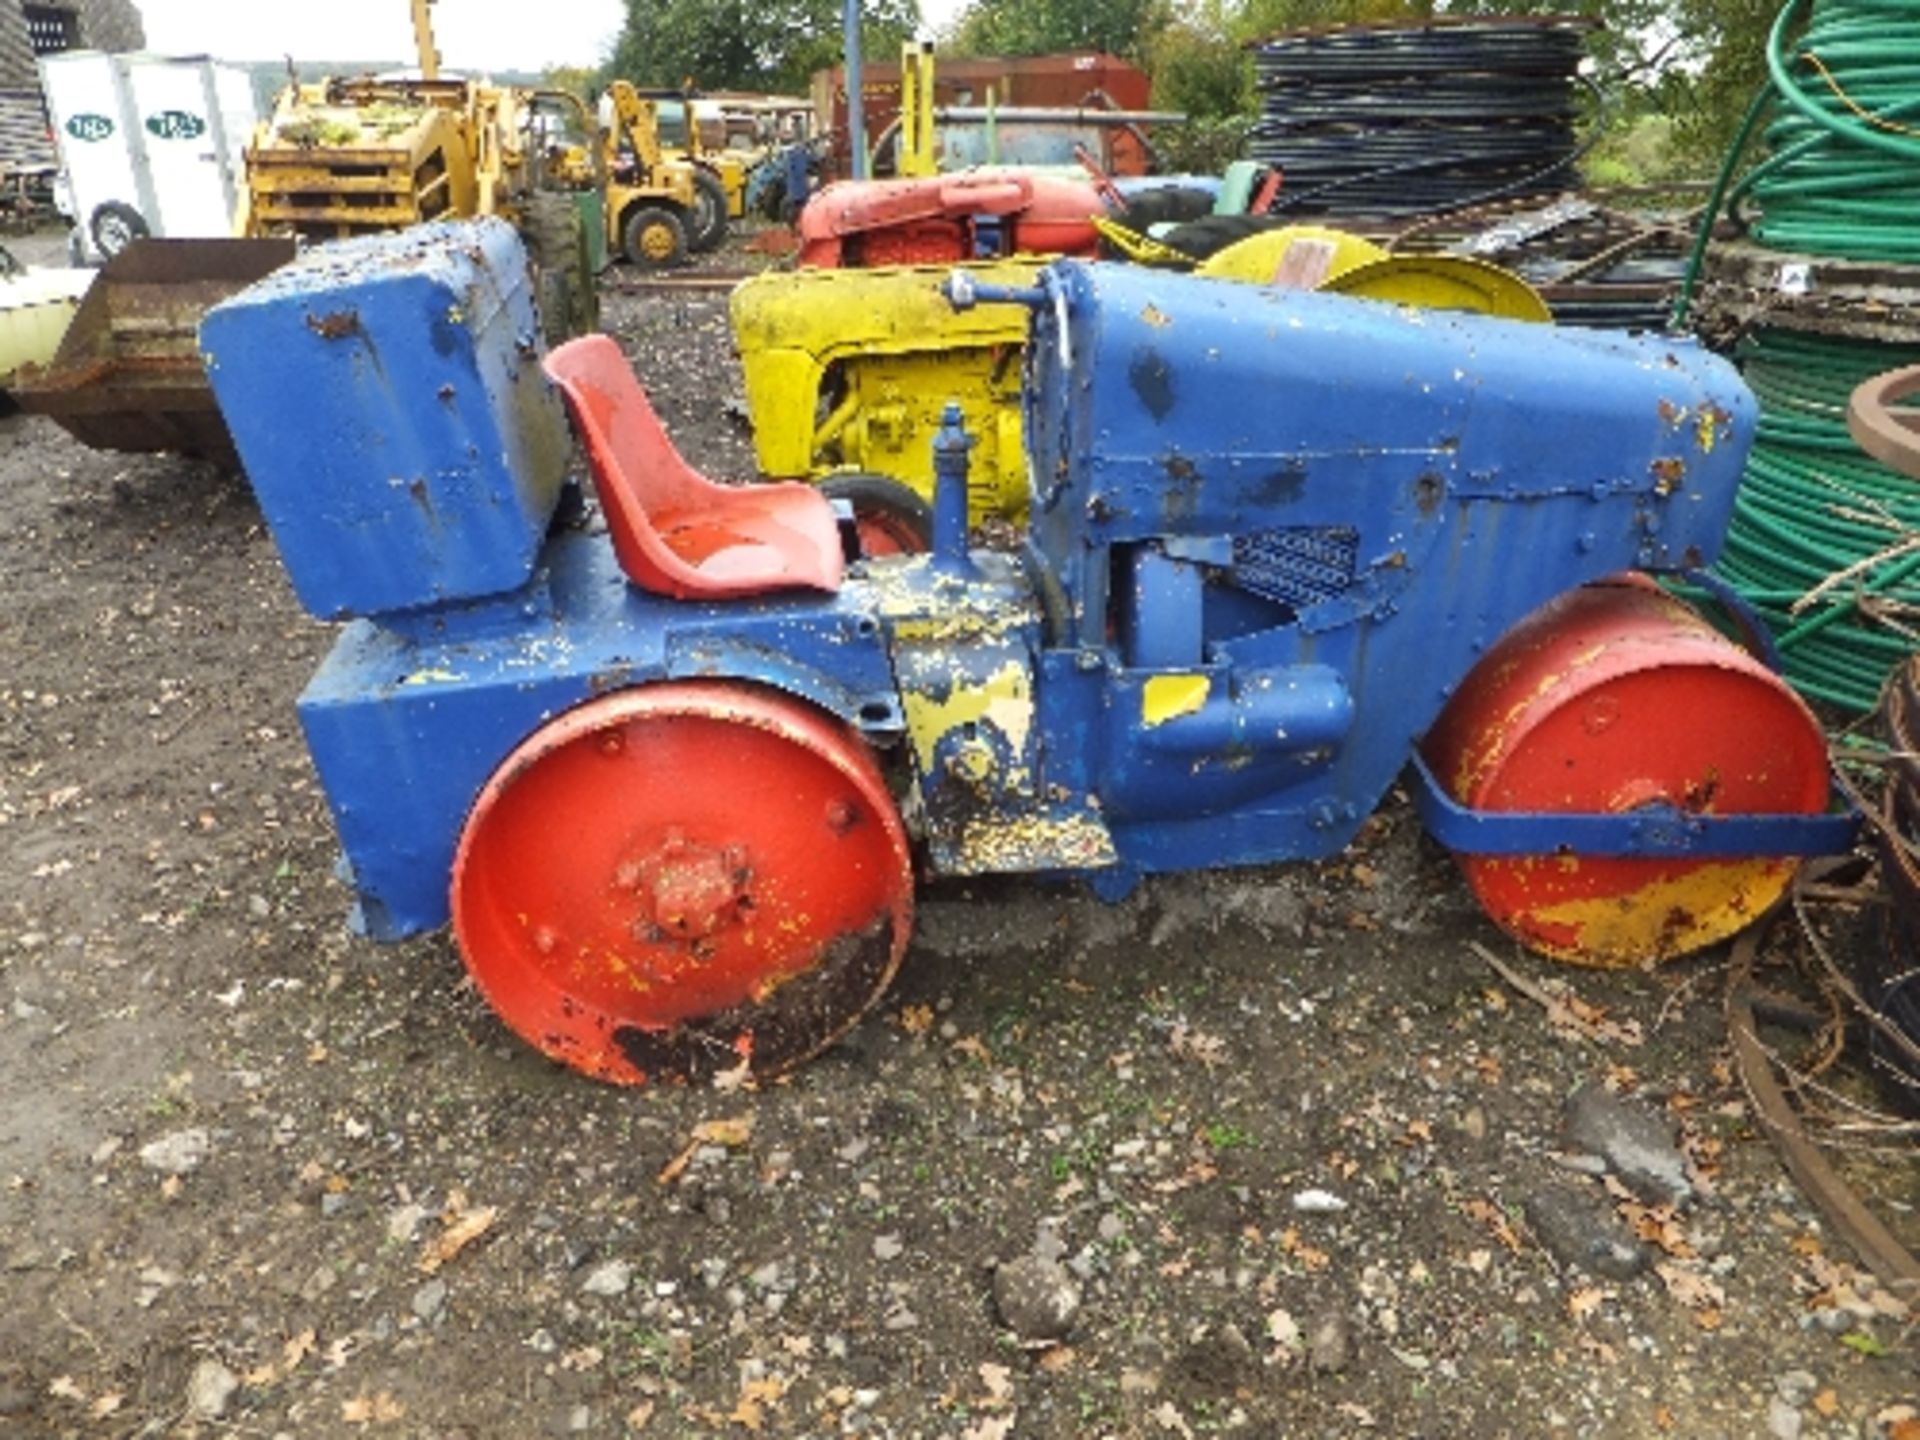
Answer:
[239,0,603,330]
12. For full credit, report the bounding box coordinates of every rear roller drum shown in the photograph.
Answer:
[451,682,915,1084]
[1421,578,1830,967]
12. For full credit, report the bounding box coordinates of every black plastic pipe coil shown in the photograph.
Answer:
[1250,19,1593,218]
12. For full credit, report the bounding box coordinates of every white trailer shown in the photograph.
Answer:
[39,52,259,264]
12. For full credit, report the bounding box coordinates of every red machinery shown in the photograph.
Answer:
[795,171,1106,268]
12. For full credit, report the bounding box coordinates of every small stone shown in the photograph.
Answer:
[185,1359,238,1421]
[992,1255,1081,1346]
[1459,1106,1488,1142]
[748,1261,783,1290]
[320,1192,349,1219]
[139,1128,211,1176]
[1178,1322,1256,1390]
[1563,1081,1691,1206]
[1307,1311,1352,1374]
[386,1202,429,1245]
[1523,1185,1649,1281]
[300,1264,337,1301]
[1291,1188,1348,1214]
[1767,1396,1803,1440]
[1774,1370,1818,1407]
[412,1279,448,1322]
[582,1260,632,1297]
[568,1403,592,1432]
[1097,1213,1126,1243]
[883,1307,919,1331]
[872,1234,903,1261]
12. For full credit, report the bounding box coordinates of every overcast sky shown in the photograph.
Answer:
[135,1,966,74]
[137,0,628,73]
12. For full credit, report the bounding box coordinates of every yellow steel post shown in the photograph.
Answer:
[899,42,936,179]
[411,0,441,79]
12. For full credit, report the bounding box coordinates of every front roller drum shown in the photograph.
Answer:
[1421,578,1830,967]
[451,682,914,1084]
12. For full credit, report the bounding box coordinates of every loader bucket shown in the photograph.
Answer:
[13,238,295,466]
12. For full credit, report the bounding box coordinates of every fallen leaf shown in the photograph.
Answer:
[47,1376,83,1402]
[418,1205,498,1274]
[159,1174,183,1200]
[1277,1227,1331,1271]
[626,1400,656,1431]
[1152,1400,1196,1437]
[1812,1390,1839,1417]
[1656,1261,1725,1312]
[284,1328,317,1370]
[1568,1286,1612,1321]
[897,1004,935,1036]
[1037,1345,1075,1373]
[1619,1202,1695,1259]
[1840,1331,1891,1357]
[89,1394,122,1418]
[978,1362,1013,1406]
[1462,1198,1523,1255]
[962,1415,1016,1440]
[341,1390,406,1425]
[951,1034,993,1065]
[692,1115,754,1148]
[1652,1403,1675,1430]
[1168,1023,1226,1069]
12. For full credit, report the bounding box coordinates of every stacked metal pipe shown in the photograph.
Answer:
[1248,18,1592,219]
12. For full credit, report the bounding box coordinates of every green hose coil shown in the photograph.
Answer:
[1734,0,1920,264]
[1693,0,1920,715]
[1715,329,1920,713]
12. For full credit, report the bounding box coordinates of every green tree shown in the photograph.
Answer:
[605,0,919,95]
[948,0,1174,63]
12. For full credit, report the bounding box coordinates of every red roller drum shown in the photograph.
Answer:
[451,682,914,1084]
[1421,577,1830,967]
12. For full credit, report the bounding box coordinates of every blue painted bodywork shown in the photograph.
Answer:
[201,217,570,620]
[298,532,900,937]
[211,222,1828,941]
[1002,263,1762,882]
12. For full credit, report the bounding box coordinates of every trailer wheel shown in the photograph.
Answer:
[623,205,687,270]
[1420,579,1831,967]
[90,201,147,258]
[451,681,915,1085]
[687,168,729,253]
[819,472,933,557]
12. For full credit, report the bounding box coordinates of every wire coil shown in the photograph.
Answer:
[1248,18,1595,219]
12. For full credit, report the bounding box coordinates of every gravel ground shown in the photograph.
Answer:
[0,222,1915,1439]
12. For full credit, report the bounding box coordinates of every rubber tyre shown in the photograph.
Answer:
[522,191,597,346]
[623,204,687,270]
[818,472,933,557]
[687,168,729,253]
[90,200,147,259]
[1161,214,1284,262]
[1118,184,1215,231]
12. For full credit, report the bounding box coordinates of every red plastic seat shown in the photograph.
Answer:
[543,334,844,599]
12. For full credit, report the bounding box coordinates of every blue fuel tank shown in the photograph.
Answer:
[201,217,570,619]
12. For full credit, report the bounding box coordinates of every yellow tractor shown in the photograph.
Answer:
[595,80,728,267]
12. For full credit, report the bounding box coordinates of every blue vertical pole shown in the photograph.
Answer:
[844,0,867,180]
